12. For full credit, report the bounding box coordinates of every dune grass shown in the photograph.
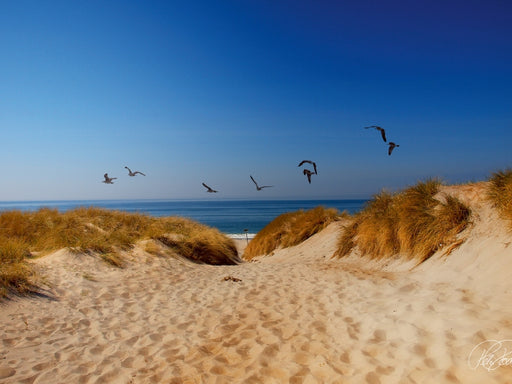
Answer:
[487,169,512,225]
[0,238,35,297]
[0,207,239,297]
[151,216,239,265]
[334,179,472,262]
[243,206,342,260]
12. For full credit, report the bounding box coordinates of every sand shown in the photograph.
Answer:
[1,182,512,383]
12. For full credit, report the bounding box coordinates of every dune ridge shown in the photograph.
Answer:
[1,182,512,383]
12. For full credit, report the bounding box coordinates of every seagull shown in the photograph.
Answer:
[365,126,387,142]
[298,160,317,174]
[303,169,315,184]
[388,142,400,155]
[202,182,218,193]
[124,166,146,177]
[102,173,117,184]
[250,175,273,191]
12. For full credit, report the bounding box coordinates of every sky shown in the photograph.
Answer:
[1,0,511,201]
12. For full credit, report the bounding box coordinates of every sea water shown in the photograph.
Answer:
[0,199,367,237]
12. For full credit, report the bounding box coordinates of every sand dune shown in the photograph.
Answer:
[1,183,512,383]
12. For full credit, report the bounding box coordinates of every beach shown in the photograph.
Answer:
[2,0,511,381]
[1,183,512,383]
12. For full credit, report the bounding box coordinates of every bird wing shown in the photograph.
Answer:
[250,176,258,187]
[379,129,387,142]
[202,182,210,189]
[306,173,311,183]
[313,162,317,174]
[388,144,394,155]
[298,160,313,167]
[134,171,146,176]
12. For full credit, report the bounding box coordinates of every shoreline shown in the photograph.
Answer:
[226,233,256,240]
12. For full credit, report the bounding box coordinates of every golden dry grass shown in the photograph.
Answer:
[0,238,35,297]
[487,169,512,225]
[243,206,342,260]
[334,180,472,262]
[0,208,239,297]
[155,218,239,265]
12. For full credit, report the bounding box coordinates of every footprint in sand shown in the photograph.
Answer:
[32,361,54,372]
[2,339,17,347]
[365,371,382,384]
[412,343,427,356]
[0,367,16,379]
[340,351,351,364]
[424,358,437,368]
[399,283,417,293]
[370,329,387,343]
[346,320,361,341]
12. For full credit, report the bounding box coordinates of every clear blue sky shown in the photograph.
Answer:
[1,0,510,200]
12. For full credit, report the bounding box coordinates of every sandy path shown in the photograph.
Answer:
[1,220,512,383]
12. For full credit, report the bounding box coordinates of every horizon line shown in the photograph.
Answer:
[0,196,370,204]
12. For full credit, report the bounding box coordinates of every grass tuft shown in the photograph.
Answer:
[243,206,341,260]
[156,218,239,265]
[334,179,472,262]
[487,169,512,225]
[0,238,34,297]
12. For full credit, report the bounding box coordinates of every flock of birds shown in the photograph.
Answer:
[102,166,146,184]
[364,125,400,155]
[103,126,400,192]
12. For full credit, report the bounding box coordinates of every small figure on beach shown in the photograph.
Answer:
[298,160,317,175]
[250,176,273,191]
[102,173,117,184]
[365,125,387,142]
[303,169,315,184]
[125,166,146,177]
[388,142,400,155]
[202,182,218,193]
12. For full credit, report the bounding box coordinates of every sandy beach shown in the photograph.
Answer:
[1,183,512,383]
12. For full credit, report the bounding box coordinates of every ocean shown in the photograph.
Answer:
[0,199,367,236]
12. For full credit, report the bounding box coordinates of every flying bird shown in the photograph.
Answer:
[250,175,273,191]
[202,182,218,193]
[303,169,315,184]
[102,173,117,184]
[298,160,317,174]
[365,126,387,142]
[125,166,146,176]
[388,142,400,155]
